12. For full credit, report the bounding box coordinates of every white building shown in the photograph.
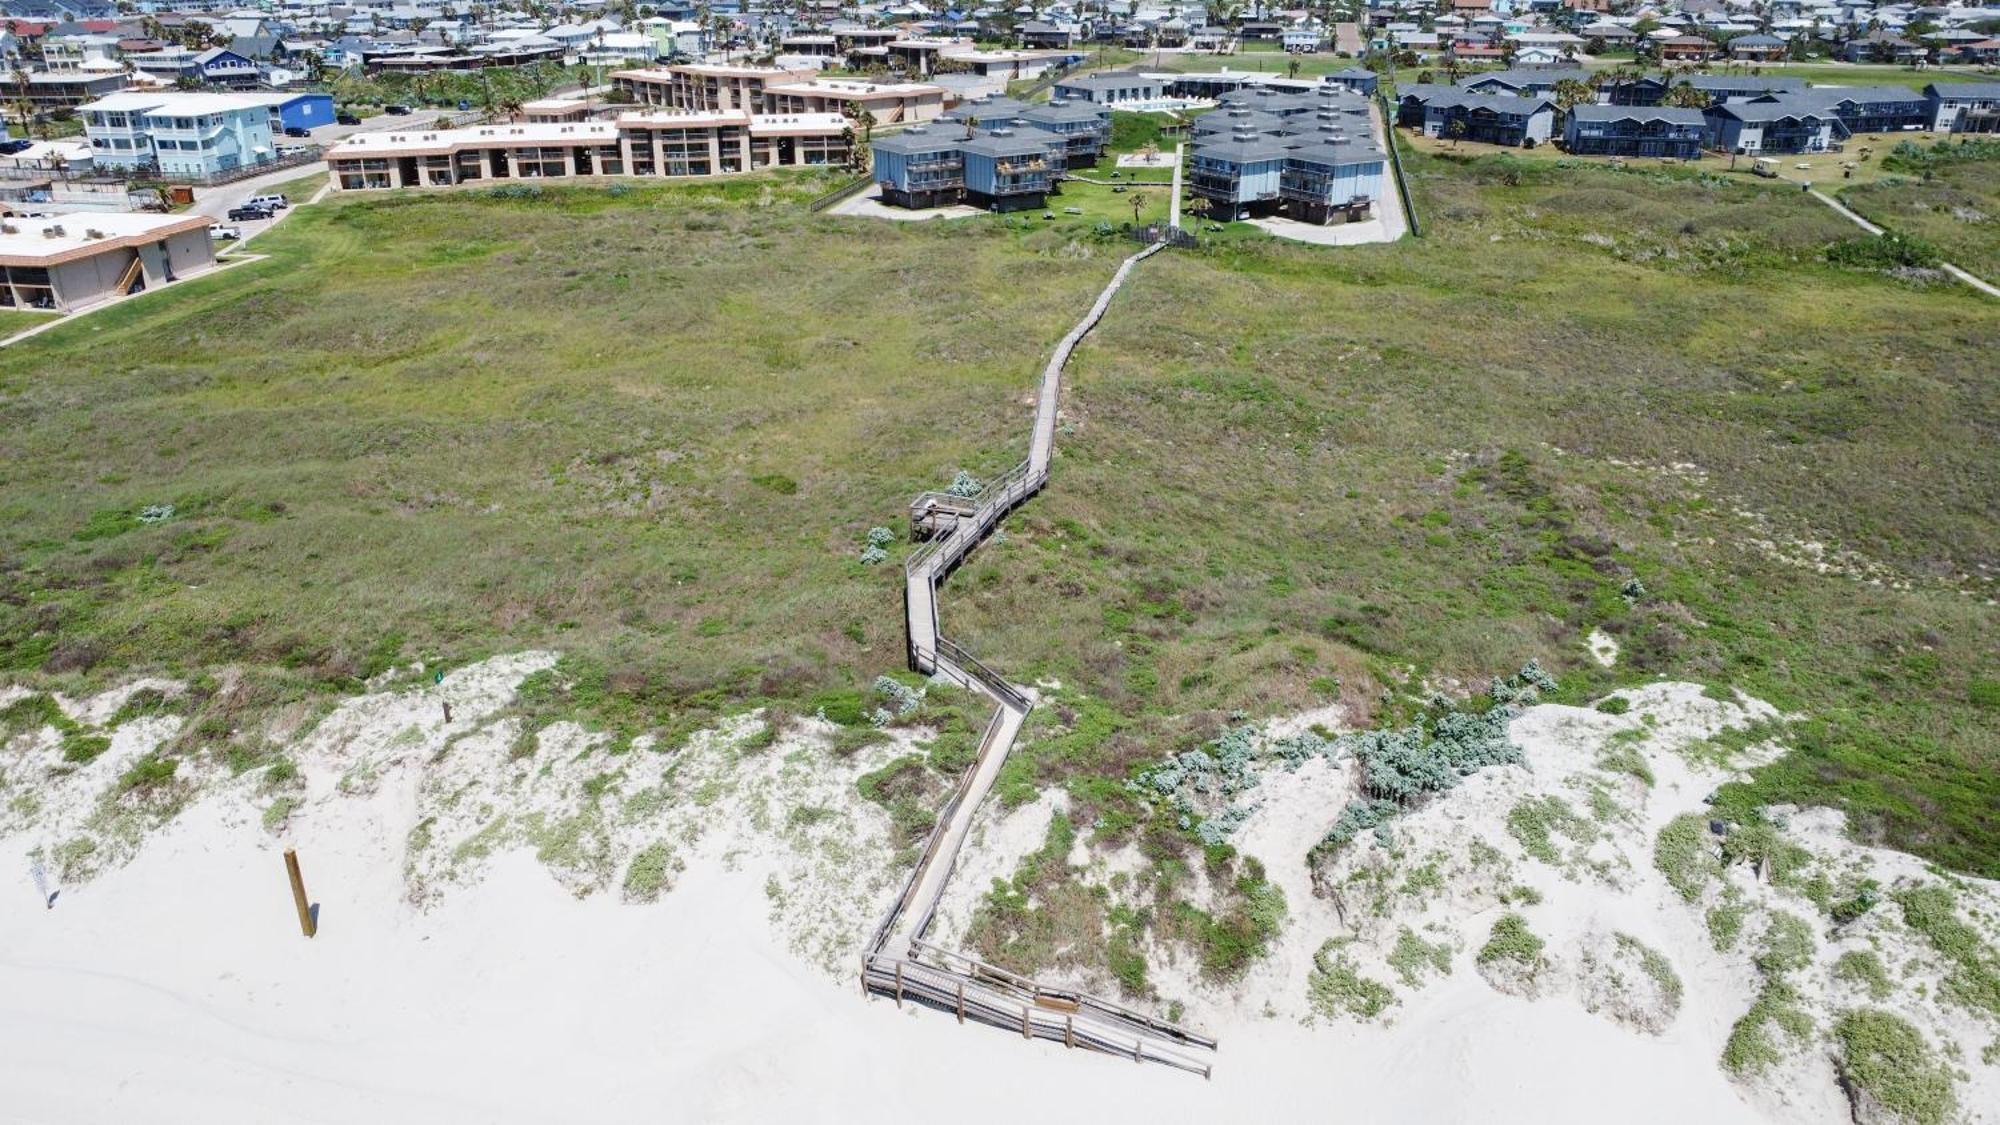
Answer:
[0,212,216,313]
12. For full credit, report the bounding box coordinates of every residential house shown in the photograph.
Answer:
[0,210,214,312]
[1282,26,1325,52]
[79,90,324,177]
[10,67,127,109]
[1657,34,1714,61]
[1561,103,1708,157]
[1018,21,1076,48]
[1927,81,2000,133]
[1459,67,1590,97]
[1323,67,1379,96]
[1727,32,1787,60]
[1051,71,1164,107]
[1842,30,1925,63]
[1401,88,1559,146]
[1796,85,1931,133]
[1704,97,1847,152]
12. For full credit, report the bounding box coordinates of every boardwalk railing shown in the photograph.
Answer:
[859,953,1214,1077]
[873,238,1213,1077]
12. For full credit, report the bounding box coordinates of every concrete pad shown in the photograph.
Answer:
[1116,151,1179,169]
[827,185,982,222]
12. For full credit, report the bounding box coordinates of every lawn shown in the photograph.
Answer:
[0,309,61,338]
[1839,139,2000,281]
[2,145,1995,889]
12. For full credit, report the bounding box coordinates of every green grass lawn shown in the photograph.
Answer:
[1839,140,2000,281]
[0,309,61,337]
[2,148,1995,884]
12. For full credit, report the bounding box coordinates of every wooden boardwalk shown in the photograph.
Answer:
[866,240,1216,1075]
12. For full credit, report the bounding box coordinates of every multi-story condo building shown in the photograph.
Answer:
[325,111,852,191]
[611,63,816,113]
[867,94,1112,212]
[1561,105,1710,159]
[1186,87,1387,223]
[762,77,949,126]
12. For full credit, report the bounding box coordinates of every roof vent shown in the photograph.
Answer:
[85,227,104,239]
[43,224,64,238]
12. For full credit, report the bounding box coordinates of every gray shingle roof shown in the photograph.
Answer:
[1569,104,1709,126]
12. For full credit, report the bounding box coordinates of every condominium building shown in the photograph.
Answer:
[868,95,1111,213]
[763,77,948,126]
[1187,87,1387,224]
[610,63,816,113]
[325,111,851,191]
[0,211,215,313]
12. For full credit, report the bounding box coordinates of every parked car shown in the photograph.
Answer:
[384,104,411,115]
[457,99,471,111]
[227,205,273,221]
[283,125,311,138]
[248,194,289,210]
[208,223,242,240]
[336,111,361,125]
[0,139,33,155]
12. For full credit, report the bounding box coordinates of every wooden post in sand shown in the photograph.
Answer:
[284,848,316,938]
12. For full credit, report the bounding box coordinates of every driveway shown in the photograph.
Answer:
[191,109,454,222]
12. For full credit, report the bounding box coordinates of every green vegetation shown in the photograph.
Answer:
[621,841,676,903]
[262,796,297,831]
[1617,932,1684,1009]
[1388,927,1453,988]
[1842,139,2000,280]
[1723,979,1815,1075]
[1655,814,1719,902]
[1835,949,1894,1001]
[3,130,1997,915]
[1708,903,1750,952]
[1506,794,1593,865]
[1478,912,1546,969]
[1832,1009,1957,1125]
[1755,911,1818,977]
[1894,884,2000,1020]
[0,170,1116,738]
[1309,938,1397,1019]
[854,755,940,846]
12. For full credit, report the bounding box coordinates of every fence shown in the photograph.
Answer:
[807,173,873,212]
[130,148,324,190]
[1377,94,1422,237]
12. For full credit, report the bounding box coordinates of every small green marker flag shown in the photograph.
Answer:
[434,670,444,685]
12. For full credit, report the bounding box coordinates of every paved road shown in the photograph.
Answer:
[190,108,453,231]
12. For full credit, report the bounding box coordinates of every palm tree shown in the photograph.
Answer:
[1129,188,1149,225]
[853,106,876,143]
[1552,78,1593,116]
